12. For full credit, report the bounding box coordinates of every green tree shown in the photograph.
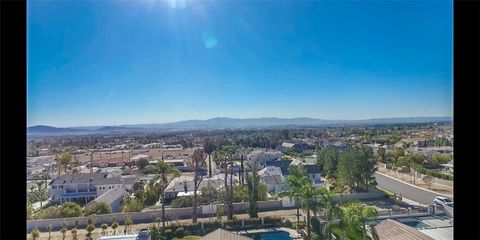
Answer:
[136,158,149,171]
[84,202,112,216]
[192,148,206,224]
[203,138,215,178]
[60,202,82,217]
[340,201,378,239]
[122,197,145,212]
[392,147,405,163]
[200,184,219,204]
[35,206,61,219]
[318,187,342,239]
[429,153,452,165]
[376,148,386,163]
[155,160,180,228]
[317,147,340,177]
[246,162,260,218]
[285,165,310,227]
[60,151,73,174]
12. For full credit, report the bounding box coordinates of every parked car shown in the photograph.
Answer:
[434,196,453,207]
[136,229,151,240]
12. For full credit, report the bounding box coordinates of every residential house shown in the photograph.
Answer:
[50,173,131,204]
[259,166,285,193]
[304,164,324,186]
[164,174,234,200]
[86,188,127,212]
[247,150,282,168]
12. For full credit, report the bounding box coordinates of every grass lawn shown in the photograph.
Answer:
[331,226,364,240]
[172,236,201,240]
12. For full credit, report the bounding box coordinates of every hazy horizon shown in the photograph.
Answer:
[27,1,453,127]
[28,115,453,128]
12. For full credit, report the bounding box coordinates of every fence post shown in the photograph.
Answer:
[389,209,393,218]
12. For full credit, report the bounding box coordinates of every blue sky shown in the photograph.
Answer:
[27,0,453,127]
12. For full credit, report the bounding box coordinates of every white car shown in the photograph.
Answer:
[434,196,453,207]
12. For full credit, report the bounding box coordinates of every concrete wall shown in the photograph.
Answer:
[333,189,385,202]
[27,200,284,232]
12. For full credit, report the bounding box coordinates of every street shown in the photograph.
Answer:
[375,171,451,205]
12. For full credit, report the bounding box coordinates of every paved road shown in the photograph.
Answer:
[375,172,451,205]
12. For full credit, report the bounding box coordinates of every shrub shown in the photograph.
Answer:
[164,229,174,239]
[84,202,112,216]
[59,202,82,217]
[175,227,185,238]
[149,224,161,240]
[283,219,293,228]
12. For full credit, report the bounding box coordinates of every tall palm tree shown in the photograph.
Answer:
[298,183,323,239]
[203,139,215,178]
[155,160,180,228]
[192,148,206,224]
[318,187,341,239]
[285,164,322,239]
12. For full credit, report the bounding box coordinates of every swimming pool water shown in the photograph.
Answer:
[247,231,293,240]
[402,221,430,229]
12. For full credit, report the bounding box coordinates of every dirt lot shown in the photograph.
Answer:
[74,147,201,164]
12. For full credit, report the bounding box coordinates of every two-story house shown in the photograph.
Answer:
[50,173,129,204]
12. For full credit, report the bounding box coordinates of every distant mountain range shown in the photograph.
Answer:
[27,116,452,135]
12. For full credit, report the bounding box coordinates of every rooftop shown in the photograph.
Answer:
[373,219,434,240]
[50,173,124,186]
[201,228,252,240]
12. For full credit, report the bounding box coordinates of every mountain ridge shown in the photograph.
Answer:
[27,116,452,135]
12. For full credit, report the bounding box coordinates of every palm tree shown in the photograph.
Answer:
[54,154,62,175]
[298,183,323,239]
[155,160,181,228]
[47,224,52,240]
[285,165,310,228]
[192,149,206,224]
[318,187,342,239]
[340,201,378,239]
[34,180,45,208]
[203,139,215,178]
[60,151,73,175]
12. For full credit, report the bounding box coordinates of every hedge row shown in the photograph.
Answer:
[414,166,453,181]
